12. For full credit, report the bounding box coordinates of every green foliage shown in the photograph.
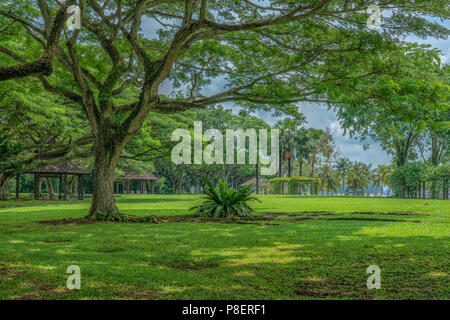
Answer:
[346,162,372,195]
[95,211,125,222]
[190,178,260,218]
[0,78,90,198]
[373,164,394,196]
[269,176,321,195]
[334,45,450,168]
[389,162,443,198]
[425,164,450,182]
[335,157,352,194]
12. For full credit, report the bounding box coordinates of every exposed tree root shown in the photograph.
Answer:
[39,210,433,226]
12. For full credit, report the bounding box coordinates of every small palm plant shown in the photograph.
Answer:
[190,178,260,218]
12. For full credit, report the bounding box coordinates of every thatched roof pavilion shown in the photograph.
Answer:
[240,178,270,194]
[22,161,90,200]
[121,169,159,181]
[240,178,270,187]
[115,169,159,194]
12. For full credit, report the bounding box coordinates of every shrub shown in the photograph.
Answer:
[190,178,260,218]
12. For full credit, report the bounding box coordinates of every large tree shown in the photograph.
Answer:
[1,0,448,218]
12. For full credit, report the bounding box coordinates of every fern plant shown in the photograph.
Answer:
[190,178,260,218]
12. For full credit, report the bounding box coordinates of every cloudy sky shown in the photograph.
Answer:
[154,12,449,167]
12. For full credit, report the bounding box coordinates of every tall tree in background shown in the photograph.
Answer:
[335,157,351,195]
[276,116,305,178]
[309,128,325,178]
[373,163,393,196]
[1,1,448,218]
[317,164,340,195]
[347,162,372,195]
[294,127,311,177]
[317,128,336,165]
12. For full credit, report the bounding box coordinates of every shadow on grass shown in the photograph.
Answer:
[115,197,190,204]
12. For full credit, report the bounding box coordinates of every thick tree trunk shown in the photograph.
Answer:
[0,174,11,200]
[72,177,78,196]
[45,178,55,196]
[88,142,122,218]
[37,177,43,198]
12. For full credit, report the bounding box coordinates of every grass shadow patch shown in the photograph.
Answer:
[165,257,222,271]
[40,239,72,243]
[39,218,96,225]
[351,211,426,216]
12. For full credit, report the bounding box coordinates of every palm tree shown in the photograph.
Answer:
[335,157,351,195]
[318,164,341,195]
[318,128,336,165]
[294,127,311,177]
[307,128,324,179]
[373,164,393,197]
[347,162,372,195]
[276,117,305,178]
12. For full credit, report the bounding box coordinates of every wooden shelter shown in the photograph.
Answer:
[24,161,90,200]
[240,178,270,194]
[115,169,159,194]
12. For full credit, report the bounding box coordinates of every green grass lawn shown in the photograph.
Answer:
[0,195,448,300]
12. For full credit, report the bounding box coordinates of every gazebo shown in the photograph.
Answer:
[24,161,90,200]
[115,169,159,194]
[240,178,270,194]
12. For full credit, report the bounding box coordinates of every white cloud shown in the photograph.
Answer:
[329,120,345,136]
[439,48,450,66]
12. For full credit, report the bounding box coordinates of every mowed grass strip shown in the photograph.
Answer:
[0,195,448,300]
